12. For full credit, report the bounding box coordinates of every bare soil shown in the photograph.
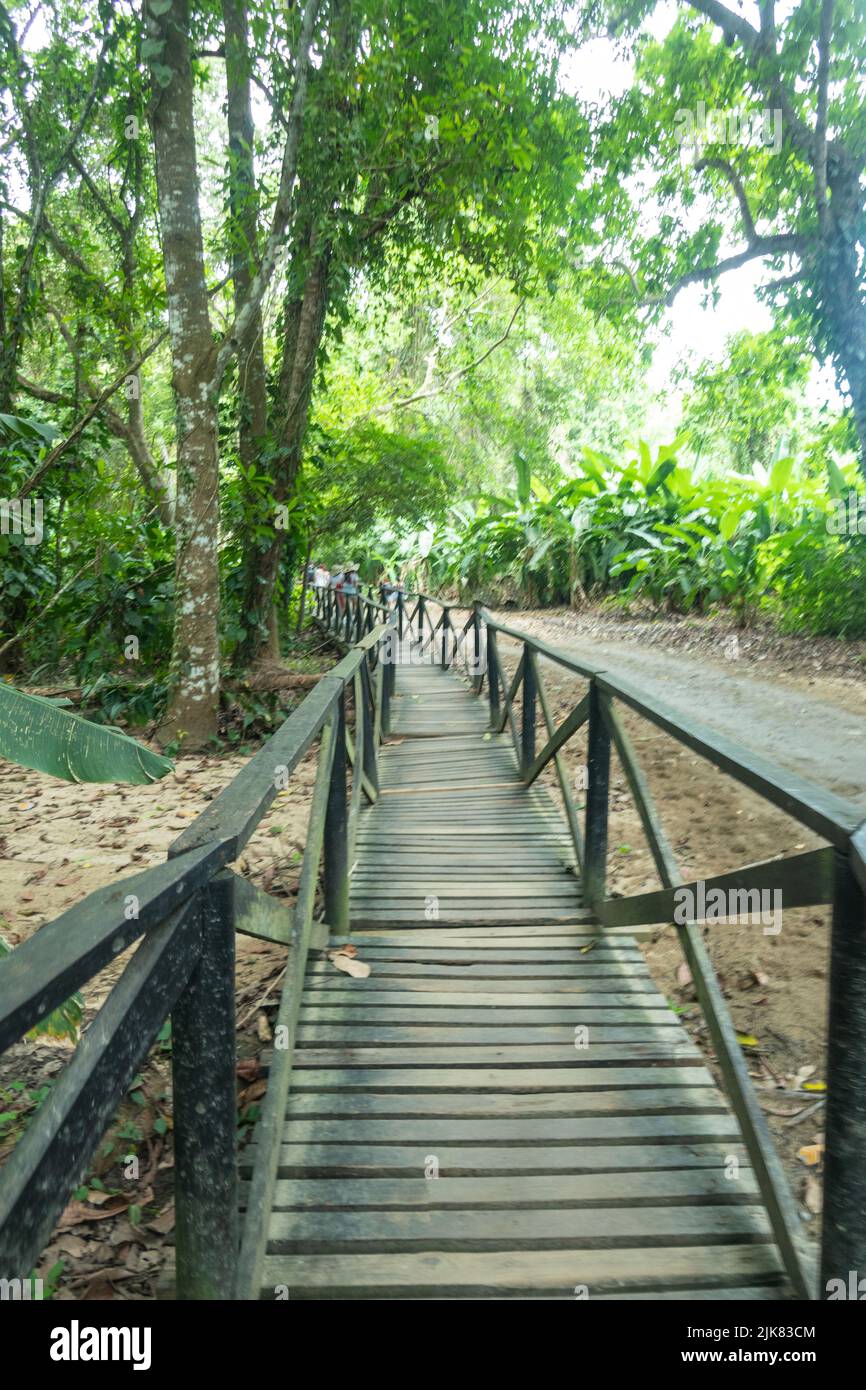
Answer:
[0,686,325,1300]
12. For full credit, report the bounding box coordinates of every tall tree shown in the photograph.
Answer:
[144,0,319,743]
[586,0,866,472]
[234,0,585,665]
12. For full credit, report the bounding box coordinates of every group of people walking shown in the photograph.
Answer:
[307,561,404,615]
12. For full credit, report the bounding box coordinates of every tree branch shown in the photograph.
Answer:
[388,299,525,410]
[694,157,757,243]
[814,0,834,231]
[16,331,168,500]
[652,235,803,307]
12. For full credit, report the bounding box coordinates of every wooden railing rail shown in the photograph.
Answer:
[0,620,391,1299]
[338,587,866,1303]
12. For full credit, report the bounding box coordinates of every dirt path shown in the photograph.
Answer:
[494,607,866,808]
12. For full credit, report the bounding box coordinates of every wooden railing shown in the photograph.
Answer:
[315,585,866,1303]
[0,620,391,1299]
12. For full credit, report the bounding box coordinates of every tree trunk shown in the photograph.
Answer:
[820,184,866,476]
[234,240,331,667]
[147,0,220,748]
[223,0,269,474]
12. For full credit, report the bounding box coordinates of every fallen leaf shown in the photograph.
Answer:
[239,1078,267,1105]
[803,1173,823,1215]
[737,1033,761,1048]
[329,951,371,978]
[802,1080,826,1092]
[57,1196,131,1228]
[798,1143,824,1167]
[676,962,692,987]
[147,1204,175,1235]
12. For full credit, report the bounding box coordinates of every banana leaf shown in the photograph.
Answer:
[0,682,173,784]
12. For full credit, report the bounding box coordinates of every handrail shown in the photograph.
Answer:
[336,585,866,1302]
[0,621,392,1298]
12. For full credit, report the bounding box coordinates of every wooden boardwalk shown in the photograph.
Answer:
[260,646,795,1299]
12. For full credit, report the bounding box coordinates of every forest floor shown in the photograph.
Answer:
[0,636,335,1300]
[1,606,857,1295]
[490,602,865,1237]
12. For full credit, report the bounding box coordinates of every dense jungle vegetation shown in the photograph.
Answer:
[1,0,865,748]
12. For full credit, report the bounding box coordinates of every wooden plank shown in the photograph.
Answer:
[348,911,598,925]
[599,847,835,929]
[302,987,665,1005]
[312,948,626,964]
[278,1114,741,1145]
[333,929,601,944]
[291,1042,701,1067]
[284,1065,715,1091]
[283,1088,730,1118]
[260,1245,783,1298]
[266,1204,771,1251]
[299,1007,676,1027]
[295,1024,683,1045]
[307,963,643,981]
[348,885,584,901]
[253,1141,744,1176]
[305,970,654,990]
[266,1167,756,1210]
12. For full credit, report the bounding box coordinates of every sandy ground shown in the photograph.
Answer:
[495,605,866,805]
[0,737,321,1299]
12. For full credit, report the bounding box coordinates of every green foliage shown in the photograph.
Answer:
[679,330,813,474]
[411,435,865,634]
[0,937,83,1043]
[0,682,174,783]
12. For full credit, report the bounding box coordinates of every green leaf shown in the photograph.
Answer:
[0,683,174,784]
[826,456,848,499]
[719,507,740,541]
[769,455,794,493]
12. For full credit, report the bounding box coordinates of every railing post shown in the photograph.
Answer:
[397,590,404,640]
[323,689,350,933]
[821,845,866,1296]
[441,610,449,667]
[584,680,611,911]
[472,602,482,693]
[360,659,379,794]
[487,627,501,730]
[520,643,537,778]
[381,646,395,736]
[417,596,425,649]
[172,877,238,1299]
